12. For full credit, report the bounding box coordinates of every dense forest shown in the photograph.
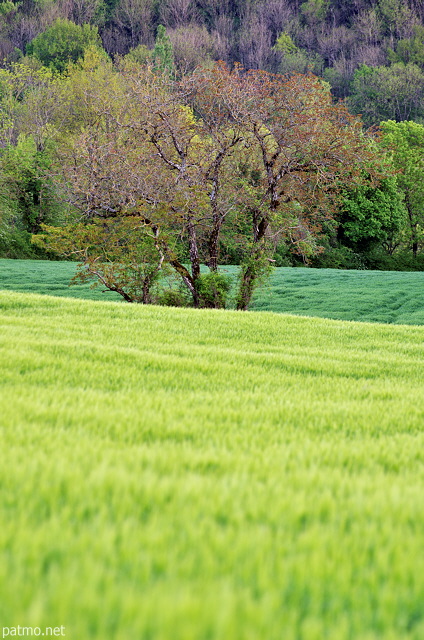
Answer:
[0,1,423,307]
[2,0,424,121]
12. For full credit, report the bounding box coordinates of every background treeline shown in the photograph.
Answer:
[2,0,424,124]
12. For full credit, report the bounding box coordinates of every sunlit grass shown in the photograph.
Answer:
[1,291,423,639]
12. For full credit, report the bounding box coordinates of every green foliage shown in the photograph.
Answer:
[323,66,351,100]
[35,217,170,304]
[273,32,298,55]
[0,55,414,306]
[0,229,49,259]
[380,120,424,256]
[349,63,424,126]
[273,31,324,76]
[338,176,407,251]
[278,48,324,76]
[310,244,367,270]
[26,19,104,73]
[1,291,424,639]
[196,271,232,309]
[364,247,424,271]
[217,206,253,266]
[236,243,274,311]
[124,44,152,66]
[155,286,191,307]
[0,1,15,16]
[101,0,120,22]
[388,25,424,68]
[376,0,414,38]
[0,135,62,241]
[301,0,329,24]
[152,24,174,77]
[1,0,424,114]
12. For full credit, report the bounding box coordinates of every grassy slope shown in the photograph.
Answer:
[1,291,423,639]
[254,267,424,325]
[0,258,121,302]
[1,258,424,324]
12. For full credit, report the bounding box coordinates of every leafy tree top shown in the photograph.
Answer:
[26,19,104,74]
[152,25,174,78]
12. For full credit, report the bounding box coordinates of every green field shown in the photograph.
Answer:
[0,259,122,302]
[255,267,424,325]
[1,258,424,324]
[1,290,423,639]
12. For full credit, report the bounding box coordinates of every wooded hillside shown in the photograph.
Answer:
[1,0,424,124]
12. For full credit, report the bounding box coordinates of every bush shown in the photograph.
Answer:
[365,247,424,271]
[0,229,52,259]
[273,242,294,267]
[196,272,232,309]
[155,288,191,307]
[310,245,366,269]
[311,243,424,271]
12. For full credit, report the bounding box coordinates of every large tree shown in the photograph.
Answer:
[187,64,385,308]
[337,176,407,255]
[45,56,246,307]
[26,19,104,73]
[38,58,385,308]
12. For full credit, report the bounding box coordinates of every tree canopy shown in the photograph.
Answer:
[27,58,390,307]
[26,19,104,73]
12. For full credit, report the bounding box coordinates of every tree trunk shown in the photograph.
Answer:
[207,218,220,272]
[236,262,258,311]
[170,259,199,307]
[412,239,418,258]
[150,217,199,306]
[142,276,152,304]
[187,218,200,280]
[405,196,419,258]
[236,211,269,311]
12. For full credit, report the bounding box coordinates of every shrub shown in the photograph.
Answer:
[310,245,366,269]
[196,272,232,309]
[155,288,191,307]
[365,247,424,271]
[0,228,51,259]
